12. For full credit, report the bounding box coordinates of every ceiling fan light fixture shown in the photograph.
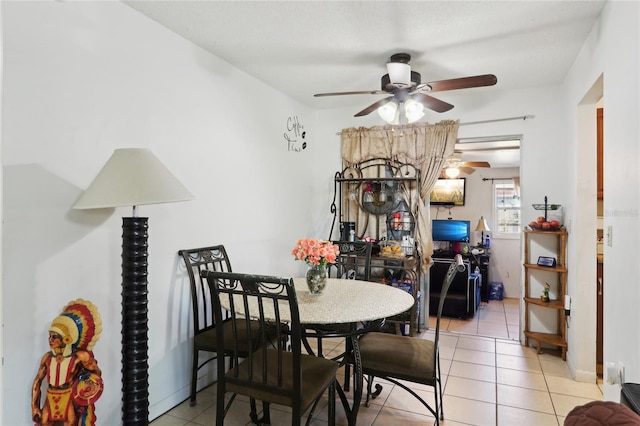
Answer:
[386,62,411,87]
[378,101,399,123]
[315,51,497,120]
[445,167,460,179]
[404,99,425,123]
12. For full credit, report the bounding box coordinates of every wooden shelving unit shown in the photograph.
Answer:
[523,228,568,359]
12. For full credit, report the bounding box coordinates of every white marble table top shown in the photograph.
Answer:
[221,277,414,325]
[292,278,414,325]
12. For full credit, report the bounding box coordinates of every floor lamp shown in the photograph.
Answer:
[73,148,193,424]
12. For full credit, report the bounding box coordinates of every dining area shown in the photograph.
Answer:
[7,3,633,424]
[174,244,465,426]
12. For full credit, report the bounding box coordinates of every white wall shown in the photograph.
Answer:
[563,1,640,397]
[1,2,337,423]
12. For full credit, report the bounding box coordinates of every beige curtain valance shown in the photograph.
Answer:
[340,121,460,271]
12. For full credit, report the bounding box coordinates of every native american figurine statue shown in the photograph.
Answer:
[32,299,103,426]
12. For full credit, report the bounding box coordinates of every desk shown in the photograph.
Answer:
[223,278,414,425]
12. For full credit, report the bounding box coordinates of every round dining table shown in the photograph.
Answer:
[291,277,415,324]
[293,277,415,425]
[218,276,415,425]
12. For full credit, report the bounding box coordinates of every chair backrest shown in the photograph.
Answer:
[178,245,233,336]
[434,254,466,353]
[201,271,302,405]
[329,240,372,281]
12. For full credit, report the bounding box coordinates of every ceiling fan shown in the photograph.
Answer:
[314,53,497,122]
[443,152,491,177]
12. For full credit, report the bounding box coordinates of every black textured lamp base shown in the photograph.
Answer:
[121,217,150,425]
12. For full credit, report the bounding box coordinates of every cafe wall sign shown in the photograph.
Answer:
[284,115,307,152]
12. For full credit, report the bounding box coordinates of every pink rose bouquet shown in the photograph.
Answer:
[292,239,339,268]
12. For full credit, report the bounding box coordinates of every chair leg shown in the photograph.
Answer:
[437,355,444,421]
[216,385,225,425]
[433,380,440,426]
[328,380,336,426]
[248,399,272,425]
[365,375,373,407]
[343,338,353,391]
[261,401,271,425]
[190,349,199,406]
[306,398,321,424]
[366,374,383,402]
[292,402,301,426]
[249,398,259,424]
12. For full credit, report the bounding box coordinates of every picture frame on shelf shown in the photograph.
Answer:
[537,256,557,267]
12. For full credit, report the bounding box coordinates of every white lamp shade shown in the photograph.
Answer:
[404,99,425,123]
[386,62,411,86]
[73,148,194,209]
[475,216,491,232]
[378,101,399,123]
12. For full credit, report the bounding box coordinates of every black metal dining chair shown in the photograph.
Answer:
[306,240,372,392]
[202,270,339,426]
[358,254,466,425]
[178,245,272,407]
[329,240,372,281]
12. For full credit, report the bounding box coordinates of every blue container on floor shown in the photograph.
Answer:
[489,282,504,300]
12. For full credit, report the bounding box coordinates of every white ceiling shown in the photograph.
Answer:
[124,0,606,168]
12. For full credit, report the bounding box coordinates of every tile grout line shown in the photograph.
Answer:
[494,339,499,426]
[537,350,564,425]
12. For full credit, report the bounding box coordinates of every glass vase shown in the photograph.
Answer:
[306,264,327,295]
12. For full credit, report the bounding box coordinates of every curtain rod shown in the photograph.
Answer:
[335,115,535,135]
[459,115,534,126]
[482,177,514,182]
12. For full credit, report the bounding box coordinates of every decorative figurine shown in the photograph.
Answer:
[541,283,551,302]
[32,299,103,426]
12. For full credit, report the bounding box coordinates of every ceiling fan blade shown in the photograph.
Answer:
[459,167,476,175]
[314,90,387,97]
[423,74,497,93]
[462,161,491,168]
[354,97,394,117]
[411,93,454,113]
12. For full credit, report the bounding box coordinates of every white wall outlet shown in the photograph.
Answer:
[606,361,624,385]
[606,362,619,384]
[607,225,613,247]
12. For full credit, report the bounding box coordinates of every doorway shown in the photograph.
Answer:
[575,74,603,382]
[596,104,604,377]
[429,135,522,341]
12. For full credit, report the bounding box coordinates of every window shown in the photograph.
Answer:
[493,181,520,238]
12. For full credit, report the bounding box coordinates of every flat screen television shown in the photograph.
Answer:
[432,219,470,242]
[429,178,466,206]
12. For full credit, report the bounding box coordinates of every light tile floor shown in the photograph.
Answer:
[435,297,521,341]
[152,298,603,425]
